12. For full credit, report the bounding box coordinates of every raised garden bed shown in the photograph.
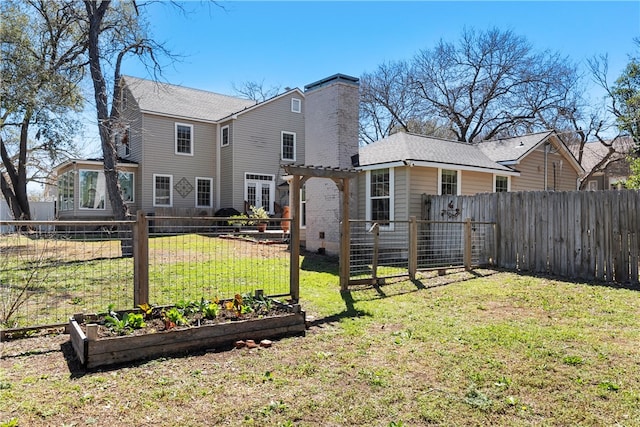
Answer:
[68,296,305,369]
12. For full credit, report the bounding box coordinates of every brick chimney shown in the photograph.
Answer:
[303,74,359,255]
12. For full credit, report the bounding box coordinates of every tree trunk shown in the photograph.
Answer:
[85,0,131,255]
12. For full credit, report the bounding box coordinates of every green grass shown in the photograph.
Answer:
[2,253,640,425]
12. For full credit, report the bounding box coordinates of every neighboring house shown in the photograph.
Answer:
[571,136,634,190]
[55,75,306,219]
[355,130,584,224]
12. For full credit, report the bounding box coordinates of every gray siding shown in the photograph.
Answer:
[140,113,216,213]
[228,94,305,213]
[219,120,234,209]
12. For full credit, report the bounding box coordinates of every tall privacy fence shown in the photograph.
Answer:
[348,218,496,283]
[424,190,640,285]
[1,214,291,334]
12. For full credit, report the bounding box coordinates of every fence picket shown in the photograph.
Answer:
[421,190,638,286]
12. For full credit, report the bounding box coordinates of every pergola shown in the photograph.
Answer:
[281,164,359,299]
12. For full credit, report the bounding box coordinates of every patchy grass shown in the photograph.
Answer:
[2,255,640,426]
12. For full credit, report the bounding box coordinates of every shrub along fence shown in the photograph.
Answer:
[424,190,640,285]
[0,214,292,335]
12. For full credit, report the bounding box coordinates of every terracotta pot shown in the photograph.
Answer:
[281,206,290,232]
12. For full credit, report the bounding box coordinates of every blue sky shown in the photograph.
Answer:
[79,1,640,156]
[122,1,639,94]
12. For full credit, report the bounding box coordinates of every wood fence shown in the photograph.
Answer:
[423,190,640,285]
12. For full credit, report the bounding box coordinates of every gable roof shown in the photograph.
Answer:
[358,132,515,174]
[477,130,584,175]
[476,130,554,163]
[122,76,258,122]
[570,136,634,174]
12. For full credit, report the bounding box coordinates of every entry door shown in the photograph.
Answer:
[245,174,274,212]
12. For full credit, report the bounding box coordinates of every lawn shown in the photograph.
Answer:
[1,253,639,426]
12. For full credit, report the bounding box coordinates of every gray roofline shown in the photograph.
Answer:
[217,87,305,121]
[304,74,360,92]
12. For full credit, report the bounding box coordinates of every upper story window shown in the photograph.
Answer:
[366,168,394,229]
[495,175,509,192]
[440,169,459,195]
[116,127,130,157]
[221,125,229,147]
[291,98,301,113]
[281,131,296,161]
[175,123,193,155]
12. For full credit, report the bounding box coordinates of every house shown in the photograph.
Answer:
[55,75,306,220]
[571,136,635,190]
[354,130,584,224]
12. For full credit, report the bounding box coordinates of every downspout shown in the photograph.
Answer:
[215,123,220,210]
[544,142,549,190]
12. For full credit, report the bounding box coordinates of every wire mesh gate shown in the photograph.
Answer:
[348,218,496,284]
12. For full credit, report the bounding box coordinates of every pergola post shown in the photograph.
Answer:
[282,165,358,298]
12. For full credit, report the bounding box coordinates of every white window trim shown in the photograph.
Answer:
[118,171,135,204]
[244,173,275,213]
[493,174,511,192]
[220,125,230,147]
[175,123,194,156]
[291,98,301,113]
[78,169,106,211]
[300,186,306,229]
[365,168,394,231]
[195,177,213,208]
[587,180,598,191]
[153,174,173,207]
[438,168,461,196]
[281,131,296,161]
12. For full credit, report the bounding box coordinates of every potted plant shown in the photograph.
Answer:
[249,205,270,232]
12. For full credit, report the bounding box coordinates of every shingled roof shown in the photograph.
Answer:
[476,130,554,163]
[122,76,257,122]
[358,132,514,173]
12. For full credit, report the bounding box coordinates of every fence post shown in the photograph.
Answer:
[464,217,472,271]
[133,211,149,306]
[408,216,417,279]
[370,222,380,283]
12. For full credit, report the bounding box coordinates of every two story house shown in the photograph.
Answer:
[56,75,306,220]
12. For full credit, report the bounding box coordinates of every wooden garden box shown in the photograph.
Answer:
[69,307,306,369]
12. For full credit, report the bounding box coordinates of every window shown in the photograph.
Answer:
[57,171,74,211]
[440,169,459,195]
[281,131,296,161]
[366,168,394,229]
[196,177,213,208]
[119,171,134,203]
[587,180,598,191]
[245,173,275,212]
[175,123,193,155]
[495,175,509,193]
[154,174,173,206]
[221,125,229,147]
[116,127,130,157]
[300,185,306,228]
[291,98,301,113]
[79,170,106,209]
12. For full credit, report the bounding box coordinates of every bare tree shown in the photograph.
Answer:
[232,80,281,102]
[359,28,582,144]
[0,0,85,219]
[82,0,175,223]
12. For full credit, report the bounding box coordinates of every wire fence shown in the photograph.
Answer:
[349,219,496,282]
[1,217,291,333]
